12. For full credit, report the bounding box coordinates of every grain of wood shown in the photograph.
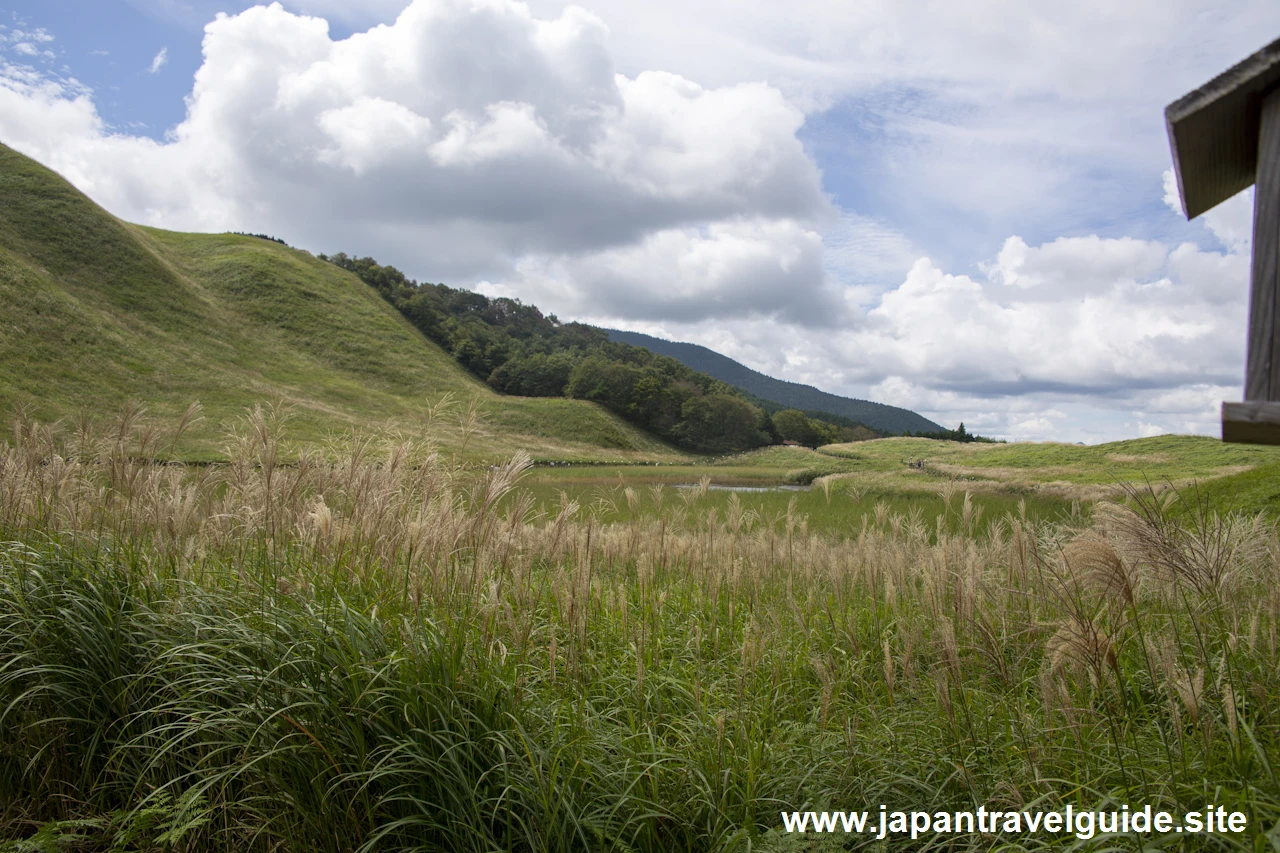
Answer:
[1222,401,1280,445]
[1166,36,1280,219]
[1247,88,1280,404]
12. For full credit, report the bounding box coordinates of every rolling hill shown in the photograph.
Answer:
[605,328,944,435]
[0,143,679,462]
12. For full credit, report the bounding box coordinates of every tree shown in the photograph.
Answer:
[325,248,772,453]
[758,409,780,444]
[488,351,575,397]
[773,409,820,447]
[675,394,767,453]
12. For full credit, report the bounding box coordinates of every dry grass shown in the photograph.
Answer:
[1106,453,1172,464]
[2,408,1280,851]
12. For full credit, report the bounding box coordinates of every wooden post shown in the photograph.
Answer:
[1165,36,1280,444]
[1223,88,1280,444]
[1248,90,1280,403]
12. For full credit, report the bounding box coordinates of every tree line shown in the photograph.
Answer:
[906,422,1003,443]
[321,252,976,452]
[322,253,774,452]
[229,232,288,245]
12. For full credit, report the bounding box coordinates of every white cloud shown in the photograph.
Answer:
[598,214,1250,442]
[316,95,432,173]
[1162,167,1186,218]
[821,213,921,294]
[0,0,829,322]
[1141,384,1236,416]
[520,0,1280,242]
[0,25,55,60]
[506,218,845,325]
[148,46,167,73]
[516,0,1268,105]
[985,235,1167,293]
[845,235,1244,396]
[1163,167,1253,253]
[3,0,1272,443]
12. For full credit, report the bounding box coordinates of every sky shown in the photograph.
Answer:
[2,0,1278,443]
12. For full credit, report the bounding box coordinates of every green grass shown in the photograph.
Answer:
[512,476,1076,538]
[510,434,1280,535]
[821,434,1280,483]
[1165,460,1280,520]
[8,141,1280,852]
[0,143,680,463]
[3,420,1280,851]
[816,434,1280,506]
[515,433,1280,535]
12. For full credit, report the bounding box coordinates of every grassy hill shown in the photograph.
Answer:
[818,433,1280,483]
[605,328,944,434]
[816,433,1280,509]
[0,143,680,462]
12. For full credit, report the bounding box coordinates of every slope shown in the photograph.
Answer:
[816,433,1280,505]
[0,143,678,462]
[605,328,943,434]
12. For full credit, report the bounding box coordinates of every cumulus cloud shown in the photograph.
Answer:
[504,218,847,325]
[347,0,1273,245]
[850,251,1239,395]
[512,0,1280,247]
[0,0,831,324]
[602,212,1250,442]
[985,235,1167,294]
[855,229,1247,415]
[1136,421,1167,438]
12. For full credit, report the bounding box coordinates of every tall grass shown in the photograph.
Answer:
[512,475,1076,539]
[2,407,1279,850]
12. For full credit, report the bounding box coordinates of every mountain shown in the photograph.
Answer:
[0,143,676,462]
[605,329,944,435]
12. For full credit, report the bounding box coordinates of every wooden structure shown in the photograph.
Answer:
[1166,36,1280,444]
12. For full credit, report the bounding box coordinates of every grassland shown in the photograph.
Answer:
[0,143,679,464]
[518,468,1077,541]
[8,138,1280,853]
[515,436,1280,539]
[816,435,1280,499]
[2,412,1279,851]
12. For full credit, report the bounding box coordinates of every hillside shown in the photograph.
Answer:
[815,433,1280,507]
[0,143,679,462]
[817,433,1280,483]
[606,328,944,434]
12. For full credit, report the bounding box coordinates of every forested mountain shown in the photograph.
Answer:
[323,253,946,450]
[321,254,772,453]
[606,329,944,435]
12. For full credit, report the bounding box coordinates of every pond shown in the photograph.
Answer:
[674,483,810,492]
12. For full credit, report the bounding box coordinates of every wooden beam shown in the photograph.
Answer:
[1223,401,1280,445]
[1248,89,1280,403]
[1168,38,1280,445]
[1166,36,1280,219]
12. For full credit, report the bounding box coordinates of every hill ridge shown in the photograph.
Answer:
[605,329,943,435]
[0,142,677,462]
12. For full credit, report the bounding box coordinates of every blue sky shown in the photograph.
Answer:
[4,2,192,132]
[2,0,1278,442]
